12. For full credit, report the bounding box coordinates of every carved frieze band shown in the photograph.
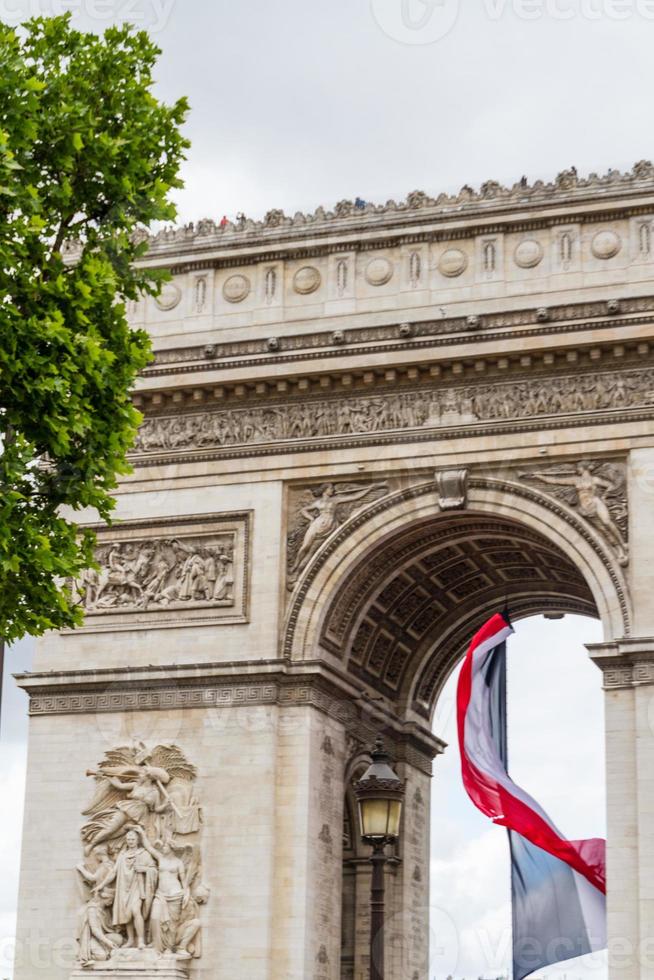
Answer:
[21,677,436,774]
[133,365,654,463]
[73,513,251,631]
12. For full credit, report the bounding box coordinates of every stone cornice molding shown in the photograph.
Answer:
[587,637,654,689]
[111,163,654,267]
[142,294,654,378]
[14,659,442,772]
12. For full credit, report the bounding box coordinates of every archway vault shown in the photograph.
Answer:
[284,477,631,721]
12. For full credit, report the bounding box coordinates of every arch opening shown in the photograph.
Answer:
[319,509,600,720]
[318,493,617,980]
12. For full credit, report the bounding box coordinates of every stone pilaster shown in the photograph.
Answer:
[589,638,654,980]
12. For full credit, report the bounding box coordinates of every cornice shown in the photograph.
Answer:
[14,659,442,771]
[587,637,654,689]
[141,295,654,379]
[116,163,654,267]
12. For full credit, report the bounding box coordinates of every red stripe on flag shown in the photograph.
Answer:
[457,613,606,895]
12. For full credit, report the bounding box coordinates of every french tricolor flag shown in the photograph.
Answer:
[457,612,607,979]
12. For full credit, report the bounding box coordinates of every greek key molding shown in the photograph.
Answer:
[588,638,654,689]
[601,662,654,689]
[16,667,438,774]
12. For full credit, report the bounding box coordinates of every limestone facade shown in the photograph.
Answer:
[13,163,654,979]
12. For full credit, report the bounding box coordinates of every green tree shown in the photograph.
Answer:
[0,15,189,709]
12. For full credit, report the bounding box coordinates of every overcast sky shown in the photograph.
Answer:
[0,1,644,976]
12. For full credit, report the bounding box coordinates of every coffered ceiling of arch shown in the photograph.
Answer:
[320,513,597,717]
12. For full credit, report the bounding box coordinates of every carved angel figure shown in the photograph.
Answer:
[521,461,628,565]
[81,743,197,849]
[289,482,389,576]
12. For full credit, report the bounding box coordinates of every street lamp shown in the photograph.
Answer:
[354,736,405,980]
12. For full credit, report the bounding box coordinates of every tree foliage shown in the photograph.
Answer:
[0,15,189,642]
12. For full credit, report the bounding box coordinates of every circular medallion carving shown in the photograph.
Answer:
[438,248,468,278]
[365,257,393,286]
[592,230,621,260]
[293,266,321,295]
[222,274,251,303]
[514,239,544,269]
[154,282,182,311]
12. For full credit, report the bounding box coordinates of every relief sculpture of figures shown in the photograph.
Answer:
[133,366,654,458]
[78,536,235,613]
[75,741,208,970]
[519,461,629,565]
[287,481,389,585]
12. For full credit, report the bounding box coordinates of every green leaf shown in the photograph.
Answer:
[0,13,188,643]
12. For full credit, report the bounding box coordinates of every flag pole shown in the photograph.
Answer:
[501,604,513,980]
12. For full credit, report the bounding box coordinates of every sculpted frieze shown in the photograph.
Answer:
[81,538,234,612]
[518,461,628,565]
[74,514,251,630]
[76,741,208,971]
[133,365,654,459]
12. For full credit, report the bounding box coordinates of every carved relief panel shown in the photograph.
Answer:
[74,513,251,631]
[286,480,392,588]
[75,741,208,972]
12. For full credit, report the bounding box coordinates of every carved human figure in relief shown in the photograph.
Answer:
[81,744,197,847]
[132,828,197,958]
[79,538,235,612]
[77,887,124,966]
[290,482,389,574]
[523,462,628,565]
[94,829,157,949]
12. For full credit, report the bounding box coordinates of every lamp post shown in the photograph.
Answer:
[354,736,405,980]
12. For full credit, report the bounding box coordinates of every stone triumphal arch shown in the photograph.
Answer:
[13,165,654,980]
